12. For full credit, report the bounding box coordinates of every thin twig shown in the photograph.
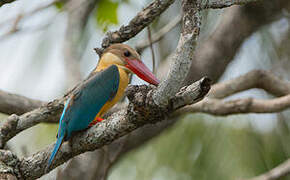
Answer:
[202,0,260,9]
[243,159,290,180]
[147,26,156,74]
[100,0,176,49]
[135,14,181,53]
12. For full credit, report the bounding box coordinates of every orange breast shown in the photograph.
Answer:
[92,66,129,123]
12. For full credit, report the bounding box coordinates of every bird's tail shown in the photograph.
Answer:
[45,135,64,173]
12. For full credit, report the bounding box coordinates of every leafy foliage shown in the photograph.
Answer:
[95,0,119,31]
[54,1,64,11]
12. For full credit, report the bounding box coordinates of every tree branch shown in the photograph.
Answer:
[0,0,286,179]
[176,70,290,116]
[0,90,45,115]
[244,159,290,180]
[202,0,260,9]
[0,150,19,179]
[0,0,17,7]
[17,78,210,179]
[72,1,290,179]
[153,0,202,106]
[1,70,289,178]
[185,0,290,85]
[210,70,290,98]
[98,0,176,53]
[0,0,178,153]
[178,95,290,116]
[0,99,63,148]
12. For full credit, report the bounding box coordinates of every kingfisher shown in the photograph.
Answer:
[46,44,159,170]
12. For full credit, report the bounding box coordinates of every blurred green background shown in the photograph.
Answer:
[109,113,290,180]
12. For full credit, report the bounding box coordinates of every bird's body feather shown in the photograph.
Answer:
[63,64,120,139]
[47,65,121,169]
[46,43,159,172]
[91,52,130,123]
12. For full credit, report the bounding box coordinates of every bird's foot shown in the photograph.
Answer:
[89,117,104,127]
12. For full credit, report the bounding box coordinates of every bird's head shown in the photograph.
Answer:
[99,43,160,85]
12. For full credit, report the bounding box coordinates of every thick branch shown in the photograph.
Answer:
[177,70,290,116]
[90,1,290,179]
[0,1,281,148]
[178,95,290,116]
[0,0,177,149]
[210,70,290,98]
[153,0,201,106]
[0,100,63,148]
[56,111,176,180]
[18,78,210,179]
[0,149,20,179]
[51,70,290,178]
[0,0,286,179]
[0,90,45,115]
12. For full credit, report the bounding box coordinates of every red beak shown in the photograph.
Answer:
[125,59,160,86]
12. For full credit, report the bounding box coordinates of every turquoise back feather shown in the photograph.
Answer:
[46,65,120,170]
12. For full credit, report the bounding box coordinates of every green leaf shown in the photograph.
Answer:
[54,1,64,11]
[95,0,119,31]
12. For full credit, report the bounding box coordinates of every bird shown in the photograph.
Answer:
[46,43,160,171]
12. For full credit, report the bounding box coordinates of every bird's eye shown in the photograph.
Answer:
[124,50,131,57]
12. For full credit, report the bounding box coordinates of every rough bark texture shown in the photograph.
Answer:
[153,0,201,106]
[18,79,210,179]
[100,0,176,49]
[202,0,259,9]
[0,99,64,148]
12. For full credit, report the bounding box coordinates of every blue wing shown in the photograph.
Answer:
[45,65,120,169]
[47,65,119,171]
[61,65,120,139]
